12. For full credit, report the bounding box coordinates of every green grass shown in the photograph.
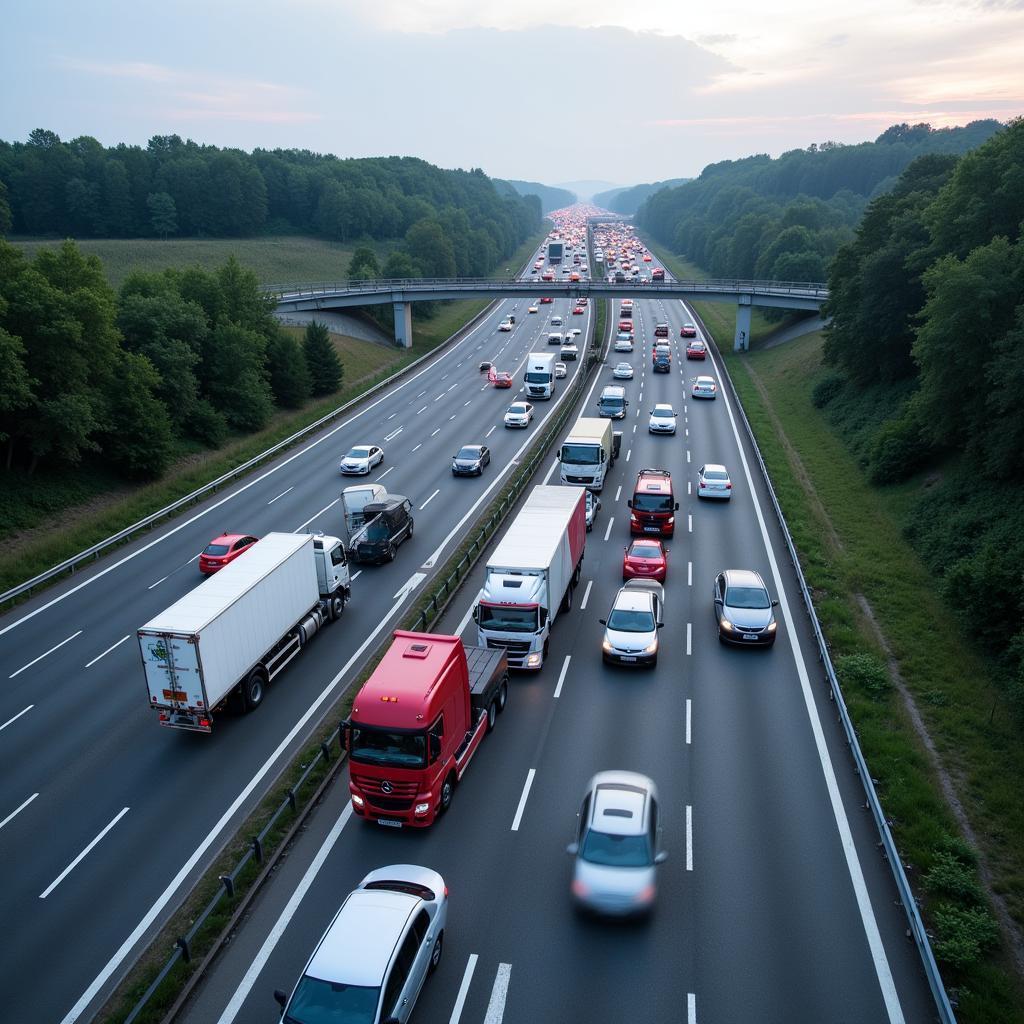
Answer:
[714,329,1024,1022]
[8,235,389,288]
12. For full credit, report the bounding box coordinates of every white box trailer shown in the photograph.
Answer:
[139,532,350,733]
[474,485,586,670]
[558,417,614,491]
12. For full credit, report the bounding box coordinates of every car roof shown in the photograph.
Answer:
[652,404,674,413]
[612,586,655,612]
[703,463,728,474]
[724,568,766,589]
[459,444,484,453]
[696,375,715,383]
[588,774,653,836]
[209,532,248,544]
[629,538,663,550]
[349,444,374,453]
[307,889,418,986]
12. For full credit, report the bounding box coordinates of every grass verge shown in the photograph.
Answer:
[714,327,1024,1023]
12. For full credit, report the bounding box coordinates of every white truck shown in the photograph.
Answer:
[139,532,350,733]
[557,417,615,491]
[524,352,556,400]
[474,485,586,670]
[341,483,387,535]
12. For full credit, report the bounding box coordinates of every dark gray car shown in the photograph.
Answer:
[452,444,490,477]
[714,568,778,646]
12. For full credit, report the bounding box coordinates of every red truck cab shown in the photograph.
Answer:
[345,632,508,828]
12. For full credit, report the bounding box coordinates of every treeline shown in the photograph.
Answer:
[818,118,1024,705]
[501,179,575,215]
[0,130,541,278]
[593,178,690,216]
[637,121,1002,282]
[0,239,345,479]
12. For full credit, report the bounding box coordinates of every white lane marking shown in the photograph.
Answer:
[1,704,35,732]
[215,806,353,1024]
[603,517,614,542]
[447,383,459,393]
[375,467,394,482]
[383,427,403,443]
[464,400,472,407]
[688,992,697,1023]
[267,486,293,505]
[686,804,693,872]
[0,792,38,832]
[615,485,622,502]
[393,573,427,602]
[40,807,130,899]
[686,699,692,745]
[483,963,512,1024]
[434,393,445,402]
[147,574,170,590]
[416,390,427,398]
[704,317,905,1021]
[687,623,692,656]
[293,497,339,533]
[186,553,201,564]
[485,425,496,438]
[419,489,440,511]
[688,561,693,587]
[632,424,637,434]
[449,415,457,421]
[686,428,689,437]
[351,570,362,581]
[510,769,536,831]
[688,480,692,495]
[85,634,131,669]
[448,953,479,1024]
[10,630,82,679]
[441,374,449,381]
[454,600,476,638]
[58,571,420,1024]
[687,450,691,463]
[416,406,428,415]
[580,580,593,610]
[688,514,693,533]
[411,444,422,453]
[554,656,571,699]
[431,428,441,437]
[543,458,558,484]
[387,411,397,420]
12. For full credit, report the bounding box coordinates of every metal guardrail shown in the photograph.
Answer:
[704,320,956,1022]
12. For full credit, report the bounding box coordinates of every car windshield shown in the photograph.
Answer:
[350,724,426,768]
[607,607,655,632]
[203,543,230,556]
[628,544,661,560]
[345,448,370,459]
[477,604,539,632]
[509,405,527,414]
[284,976,381,1024]
[653,408,673,417]
[457,447,480,460]
[561,442,600,465]
[632,493,673,512]
[705,470,728,481]
[581,829,652,868]
[726,586,770,609]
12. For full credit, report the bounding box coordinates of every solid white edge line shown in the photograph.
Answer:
[704,313,905,1022]
[579,579,593,610]
[215,805,353,1024]
[41,807,130,899]
[448,953,479,1024]
[85,634,131,669]
[553,655,571,699]
[483,962,512,1024]
[510,769,536,832]
[293,498,339,533]
[0,704,35,732]
[0,792,39,832]
[10,630,82,679]
[686,699,692,745]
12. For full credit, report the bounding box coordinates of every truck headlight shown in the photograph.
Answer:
[351,793,365,808]
[414,802,431,815]
[527,652,542,667]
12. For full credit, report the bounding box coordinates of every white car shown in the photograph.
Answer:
[504,402,534,428]
[613,362,634,380]
[340,444,384,475]
[560,342,578,361]
[692,375,718,399]
[648,404,677,434]
[554,362,567,379]
[569,328,583,338]
[550,315,564,326]
[274,864,447,1023]
[528,304,539,313]
[614,335,634,352]
[600,579,665,667]
[698,463,732,499]
[498,319,513,332]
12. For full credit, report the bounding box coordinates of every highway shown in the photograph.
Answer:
[0,239,592,1024]
[171,237,937,1023]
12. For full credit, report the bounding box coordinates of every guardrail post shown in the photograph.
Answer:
[287,789,297,813]
[252,836,263,864]
[176,936,191,964]
[219,874,234,899]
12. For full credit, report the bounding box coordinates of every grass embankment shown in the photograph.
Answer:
[716,329,1024,1022]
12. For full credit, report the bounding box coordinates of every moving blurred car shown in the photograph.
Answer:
[489,369,513,388]
[478,361,492,373]
[622,539,667,582]
[648,404,677,434]
[692,376,717,399]
[613,362,634,380]
[614,335,634,352]
[585,490,601,532]
[567,771,667,917]
[600,579,665,667]
[714,568,778,646]
[528,304,539,314]
[572,305,585,315]
[686,340,707,360]
[452,444,491,476]
[504,402,534,428]
[199,533,258,574]
[697,464,732,499]
[680,323,697,338]
[560,341,579,361]
[554,362,567,379]
[540,296,554,304]
[340,444,384,475]
[498,318,513,332]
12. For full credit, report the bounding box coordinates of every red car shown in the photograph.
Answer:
[540,296,554,304]
[643,254,652,262]
[686,340,707,360]
[490,370,513,388]
[680,323,697,338]
[572,305,585,315]
[622,538,668,582]
[618,320,632,332]
[199,533,258,574]
[542,271,555,282]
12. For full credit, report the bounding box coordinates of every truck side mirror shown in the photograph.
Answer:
[274,990,288,1009]
[674,502,680,510]
[429,735,441,761]
[540,608,549,626]
[626,500,633,509]
[472,606,480,624]
[340,719,351,750]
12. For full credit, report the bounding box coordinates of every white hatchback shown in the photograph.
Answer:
[697,463,732,499]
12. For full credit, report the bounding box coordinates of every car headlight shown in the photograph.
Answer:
[719,618,734,632]
[602,638,614,653]
[766,621,778,632]
[642,641,659,655]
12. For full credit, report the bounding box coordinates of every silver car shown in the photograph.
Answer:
[340,444,384,475]
[697,463,732,499]
[567,771,667,916]
[648,404,677,434]
[600,579,664,667]
[613,362,634,380]
[714,568,778,646]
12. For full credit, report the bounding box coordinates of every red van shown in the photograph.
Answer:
[627,469,679,537]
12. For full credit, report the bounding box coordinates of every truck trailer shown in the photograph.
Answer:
[474,485,586,669]
[139,532,350,732]
[558,417,614,491]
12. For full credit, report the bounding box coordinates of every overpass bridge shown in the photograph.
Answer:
[267,277,828,351]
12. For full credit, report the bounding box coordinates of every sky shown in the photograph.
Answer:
[2,0,1022,189]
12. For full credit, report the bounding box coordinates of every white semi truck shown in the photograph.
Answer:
[524,352,556,400]
[557,417,615,491]
[139,532,350,732]
[474,485,586,670]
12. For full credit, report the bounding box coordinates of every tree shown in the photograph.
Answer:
[267,331,311,407]
[348,246,380,281]
[405,219,457,277]
[101,350,175,478]
[303,320,343,396]
[0,327,35,461]
[201,320,274,432]
[381,251,417,279]
[0,179,12,236]
[147,191,177,238]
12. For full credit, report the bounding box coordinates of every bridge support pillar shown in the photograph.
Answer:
[393,301,413,348]
[734,298,752,352]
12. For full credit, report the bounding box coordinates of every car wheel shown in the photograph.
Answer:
[429,931,444,973]
[243,668,267,712]
[407,518,414,539]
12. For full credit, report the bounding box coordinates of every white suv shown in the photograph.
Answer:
[275,865,447,1024]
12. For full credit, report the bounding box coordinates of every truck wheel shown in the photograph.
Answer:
[328,595,345,621]
[243,668,267,712]
[543,639,550,662]
[439,773,456,815]
[496,679,508,714]
[486,700,497,733]
[429,931,444,974]
[561,584,572,613]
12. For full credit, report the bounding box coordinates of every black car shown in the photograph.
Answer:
[351,496,414,563]
[452,444,491,476]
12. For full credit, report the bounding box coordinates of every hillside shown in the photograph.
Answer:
[594,178,691,214]
[502,179,576,214]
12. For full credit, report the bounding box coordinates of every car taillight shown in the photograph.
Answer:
[199,718,210,729]
[444,885,449,897]
[726,482,732,489]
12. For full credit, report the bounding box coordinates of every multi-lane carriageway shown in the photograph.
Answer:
[0,240,936,1023]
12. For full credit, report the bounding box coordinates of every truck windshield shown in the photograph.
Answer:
[284,975,380,1024]
[632,494,673,512]
[525,371,551,384]
[561,443,600,465]
[350,725,426,768]
[478,604,539,632]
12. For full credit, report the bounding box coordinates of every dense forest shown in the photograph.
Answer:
[501,179,575,215]
[593,178,690,215]
[818,118,1024,705]
[637,121,1002,283]
[0,130,541,279]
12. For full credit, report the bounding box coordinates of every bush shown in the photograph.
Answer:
[835,651,891,700]
[812,371,845,408]
[867,415,929,484]
[932,904,999,969]
[923,849,985,904]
